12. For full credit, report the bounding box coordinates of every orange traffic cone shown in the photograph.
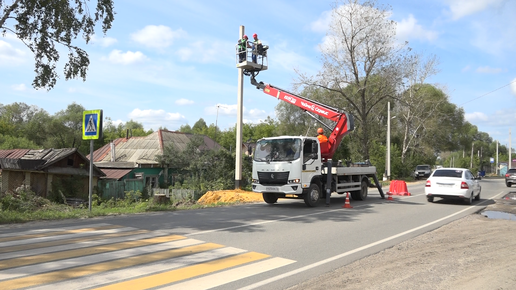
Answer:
[386,192,394,201]
[342,192,353,208]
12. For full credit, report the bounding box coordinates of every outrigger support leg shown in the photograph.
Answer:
[371,174,385,199]
[325,159,332,206]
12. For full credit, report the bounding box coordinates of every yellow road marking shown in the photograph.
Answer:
[0,229,148,254]
[0,225,124,243]
[0,242,223,290]
[0,234,186,270]
[94,252,270,290]
[168,257,295,290]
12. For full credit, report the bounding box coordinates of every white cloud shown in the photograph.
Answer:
[111,119,124,127]
[462,66,471,72]
[511,78,516,96]
[475,66,504,74]
[0,40,26,65]
[176,98,194,105]
[465,111,489,122]
[11,83,27,91]
[446,0,505,20]
[91,35,117,47]
[131,25,186,49]
[205,104,237,116]
[248,108,267,118]
[128,108,187,130]
[310,10,332,33]
[176,40,235,64]
[396,14,438,42]
[482,109,516,127]
[105,50,147,65]
[269,40,319,75]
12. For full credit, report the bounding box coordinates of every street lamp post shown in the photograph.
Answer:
[215,104,220,136]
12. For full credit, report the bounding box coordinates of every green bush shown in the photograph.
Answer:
[0,185,50,212]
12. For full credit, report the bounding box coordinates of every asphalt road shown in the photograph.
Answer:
[0,178,507,290]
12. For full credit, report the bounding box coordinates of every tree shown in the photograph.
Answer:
[392,53,442,163]
[0,134,39,149]
[395,84,446,162]
[192,118,208,135]
[297,0,407,159]
[0,0,115,90]
[45,102,85,150]
[0,102,50,146]
[156,135,237,191]
[179,124,193,134]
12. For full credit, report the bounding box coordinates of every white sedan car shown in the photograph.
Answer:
[425,168,481,204]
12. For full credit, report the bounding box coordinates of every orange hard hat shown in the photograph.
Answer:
[317,128,324,134]
[253,33,257,38]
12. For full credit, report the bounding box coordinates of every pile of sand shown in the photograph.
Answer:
[197,189,263,205]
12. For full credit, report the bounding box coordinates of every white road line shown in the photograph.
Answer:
[0,231,163,260]
[162,257,295,290]
[30,247,248,290]
[0,238,203,280]
[0,223,113,238]
[0,227,137,248]
[240,192,505,290]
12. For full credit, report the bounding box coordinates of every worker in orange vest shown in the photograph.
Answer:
[317,128,328,143]
[317,128,329,154]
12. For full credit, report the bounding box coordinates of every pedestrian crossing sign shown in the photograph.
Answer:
[82,110,103,140]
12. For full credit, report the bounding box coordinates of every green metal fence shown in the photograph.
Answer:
[98,179,145,200]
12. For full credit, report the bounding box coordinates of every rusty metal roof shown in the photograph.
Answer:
[0,149,31,159]
[0,148,105,177]
[90,138,126,162]
[100,168,133,180]
[92,130,222,168]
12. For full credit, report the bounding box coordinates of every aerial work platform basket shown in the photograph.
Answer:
[235,44,268,73]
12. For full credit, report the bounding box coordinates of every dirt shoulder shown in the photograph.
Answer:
[287,203,516,290]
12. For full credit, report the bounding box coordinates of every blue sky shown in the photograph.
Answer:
[1,0,516,148]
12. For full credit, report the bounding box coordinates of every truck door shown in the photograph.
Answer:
[302,139,322,178]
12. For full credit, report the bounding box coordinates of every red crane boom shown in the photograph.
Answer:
[251,77,354,160]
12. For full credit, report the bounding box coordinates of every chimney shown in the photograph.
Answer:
[110,142,116,162]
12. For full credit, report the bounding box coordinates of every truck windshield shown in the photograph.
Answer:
[254,138,301,162]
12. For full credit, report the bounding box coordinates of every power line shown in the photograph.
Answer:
[461,79,516,105]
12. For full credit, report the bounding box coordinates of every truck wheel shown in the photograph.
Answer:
[303,184,321,207]
[263,193,278,204]
[351,180,368,201]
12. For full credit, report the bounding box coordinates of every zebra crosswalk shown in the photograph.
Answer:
[0,223,295,289]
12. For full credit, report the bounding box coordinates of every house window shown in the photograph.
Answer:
[67,158,74,166]
[146,176,158,188]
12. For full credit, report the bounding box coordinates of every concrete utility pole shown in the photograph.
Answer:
[496,140,499,175]
[509,128,512,170]
[470,142,474,169]
[235,25,245,189]
[387,102,391,180]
